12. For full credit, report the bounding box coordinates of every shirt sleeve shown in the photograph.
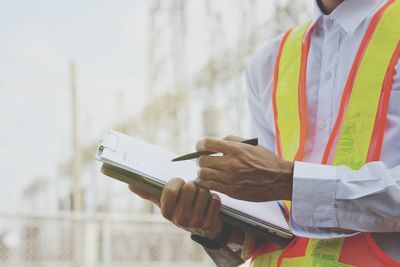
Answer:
[245,35,283,152]
[291,161,400,236]
[246,68,276,152]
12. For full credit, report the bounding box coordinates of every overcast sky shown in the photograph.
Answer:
[0,0,150,212]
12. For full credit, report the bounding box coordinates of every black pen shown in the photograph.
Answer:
[172,138,258,162]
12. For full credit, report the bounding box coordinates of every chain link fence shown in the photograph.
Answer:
[0,212,214,267]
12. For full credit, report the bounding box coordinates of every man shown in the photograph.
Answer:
[130,0,400,266]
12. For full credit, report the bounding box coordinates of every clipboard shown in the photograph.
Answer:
[96,130,294,245]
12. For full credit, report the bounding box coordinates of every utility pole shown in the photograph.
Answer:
[70,61,83,267]
[70,61,83,212]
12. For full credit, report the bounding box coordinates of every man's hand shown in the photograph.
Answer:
[195,135,294,202]
[129,178,223,240]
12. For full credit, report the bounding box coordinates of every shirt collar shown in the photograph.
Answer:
[309,0,384,35]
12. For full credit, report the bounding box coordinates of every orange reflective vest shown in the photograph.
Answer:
[252,0,400,266]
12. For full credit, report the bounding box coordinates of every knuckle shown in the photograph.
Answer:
[183,181,197,193]
[202,138,214,149]
[162,186,178,201]
[198,156,206,167]
[209,182,218,190]
[203,138,212,144]
[198,187,210,196]
[169,177,184,185]
[196,139,206,151]
[195,180,208,190]
[197,168,206,179]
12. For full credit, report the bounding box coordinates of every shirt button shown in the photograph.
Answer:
[326,17,334,27]
[324,71,332,81]
[320,120,328,130]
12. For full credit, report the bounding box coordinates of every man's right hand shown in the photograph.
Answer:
[129,178,223,240]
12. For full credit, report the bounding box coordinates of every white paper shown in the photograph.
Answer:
[98,130,289,231]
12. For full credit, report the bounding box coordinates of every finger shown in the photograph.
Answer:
[203,193,222,231]
[195,138,232,154]
[197,155,229,170]
[223,135,245,142]
[190,187,211,227]
[160,178,185,220]
[195,178,228,194]
[172,181,198,226]
[197,167,230,183]
[129,185,160,207]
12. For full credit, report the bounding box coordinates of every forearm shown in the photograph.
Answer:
[291,161,400,234]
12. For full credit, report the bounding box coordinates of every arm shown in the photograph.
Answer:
[291,161,400,235]
[291,60,400,237]
[195,138,400,237]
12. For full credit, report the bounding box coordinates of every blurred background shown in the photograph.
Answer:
[0,0,312,266]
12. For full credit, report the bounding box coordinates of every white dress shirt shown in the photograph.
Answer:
[246,0,400,261]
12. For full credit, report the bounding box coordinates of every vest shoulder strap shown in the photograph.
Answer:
[273,21,311,161]
[332,0,400,169]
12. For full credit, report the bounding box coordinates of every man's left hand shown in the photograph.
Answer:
[195,135,294,202]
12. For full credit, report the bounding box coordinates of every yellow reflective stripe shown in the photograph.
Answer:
[333,0,400,170]
[282,257,353,267]
[306,239,344,262]
[251,240,354,267]
[276,22,310,161]
[281,239,354,267]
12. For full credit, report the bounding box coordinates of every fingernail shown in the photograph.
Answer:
[211,194,220,202]
[129,185,136,192]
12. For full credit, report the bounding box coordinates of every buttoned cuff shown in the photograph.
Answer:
[291,161,339,228]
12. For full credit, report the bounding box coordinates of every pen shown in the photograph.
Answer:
[172,138,258,162]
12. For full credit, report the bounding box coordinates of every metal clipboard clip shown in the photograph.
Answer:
[96,130,120,158]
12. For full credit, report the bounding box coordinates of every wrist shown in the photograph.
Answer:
[191,224,231,250]
[205,223,224,241]
[279,160,294,200]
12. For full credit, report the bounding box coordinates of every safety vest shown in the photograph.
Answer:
[252,0,400,266]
